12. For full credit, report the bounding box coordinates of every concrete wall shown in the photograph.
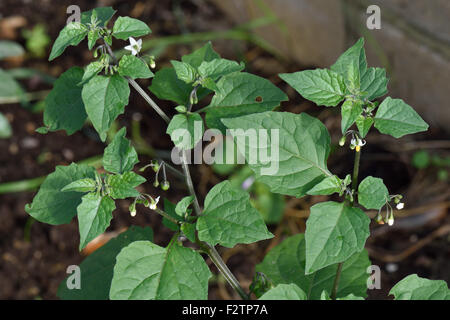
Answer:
[212,0,450,131]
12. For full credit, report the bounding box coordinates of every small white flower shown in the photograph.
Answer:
[396,202,404,210]
[124,37,142,56]
[149,196,160,210]
[351,138,366,146]
[130,210,137,217]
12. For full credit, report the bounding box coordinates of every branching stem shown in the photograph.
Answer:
[104,40,249,299]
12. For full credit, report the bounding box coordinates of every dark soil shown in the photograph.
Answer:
[0,0,448,300]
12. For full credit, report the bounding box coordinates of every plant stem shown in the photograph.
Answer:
[351,150,361,193]
[330,262,343,300]
[154,208,179,225]
[127,78,171,124]
[331,150,362,299]
[199,241,250,300]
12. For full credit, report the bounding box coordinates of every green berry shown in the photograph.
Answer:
[161,181,170,191]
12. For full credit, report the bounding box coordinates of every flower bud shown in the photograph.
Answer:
[129,202,137,217]
[375,212,383,223]
[151,160,160,173]
[339,136,346,146]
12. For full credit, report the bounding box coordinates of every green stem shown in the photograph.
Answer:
[154,208,179,225]
[199,241,250,300]
[113,16,284,61]
[330,262,343,300]
[351,150,361,193]
[331,150,362,299]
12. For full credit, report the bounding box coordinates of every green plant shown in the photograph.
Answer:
[26,7,449,300]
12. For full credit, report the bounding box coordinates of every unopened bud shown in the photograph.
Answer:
[339,136,346,146]
[129,202,137,217]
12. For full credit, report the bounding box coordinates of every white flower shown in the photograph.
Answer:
[130,210,137,217]
[124,37,142,56]
[350,138,366,152]
[149,196,160,210]
[396,202,404,210]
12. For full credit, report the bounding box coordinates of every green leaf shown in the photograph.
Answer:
[0,68,24,99]
[82,74,130,141]
[196,181,273,248]
[171,60,198,84]
[49,22,88,61]
[181,223,196,243]
[358,176,389,210]
[103,127,138,174]
[118,55,154,79]
[162,199,181,231]
[222,111,332,197]
[256,234,371,299]
[181,42,220,69]
[175,196,194,216]
[149,68,209,105]
[259,284,307,300]
[331,38,367,81]
[112,16,151,40]
[305,201,370,274]
[204,72,288,131]
[320,290,331,300]
[198,58,245,81]
[356,115,373,138]
[0,40,24,59]
[166,113,204,150]
[199,77,218,91]
[62,178,97,193]
[389,274,450,300]
[25,163,96,225]
[77,193,115,250]
[306,175,342,196]
[320,291,365,300]
[280,69,345,107]
[0,112,12,138]
[79,61,104,85]
[43,66,87,135]
[57,226,153,300]
[87,29,100,50]
[251,181,286,225]
[374,97,429,138]
[35,126,49,134]
[110,240,211,300]
[337,294,365,300]
[360,67,388,100]
[81,7,116,27]
[341,99,363,134]
[107,172,146,199]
